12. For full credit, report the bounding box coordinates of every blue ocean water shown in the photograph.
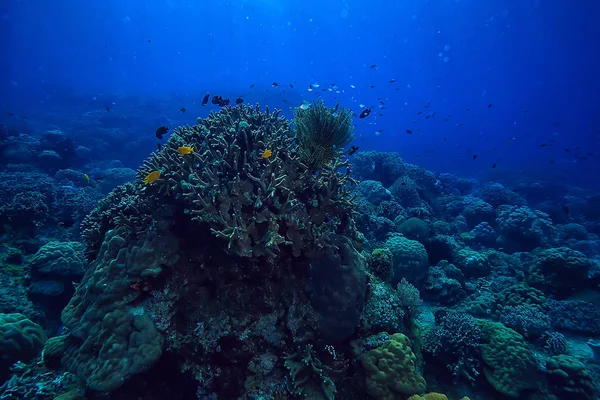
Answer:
[1,1,600,399]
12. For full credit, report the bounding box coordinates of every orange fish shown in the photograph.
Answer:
[143,170,161,184]
[176,145,194,154]
[261,149,272,159]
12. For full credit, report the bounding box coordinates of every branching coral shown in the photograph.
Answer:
[80,182,153,261]
[137,104,357,260]
[284,344,336,400]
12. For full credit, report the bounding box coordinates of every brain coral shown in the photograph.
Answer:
[478,321,538,397]
[361,333,426,399]
[385,234,429,284]
[527,247,591,298]
[0,313,48,377]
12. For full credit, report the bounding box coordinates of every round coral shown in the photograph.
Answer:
[527,247,591,298]
[478,321,538,397]
[385,234,429,284]
[361,333,426,399]
[0,313,48,377]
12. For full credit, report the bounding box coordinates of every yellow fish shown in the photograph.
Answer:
[143,170,161,184]
[83,173,89,183]
[261,149,272,159]
[176,145,194,155]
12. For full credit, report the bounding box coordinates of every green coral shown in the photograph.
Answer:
[0,313,47,377]
[385,234,429,284]
[546,355,597,400]
[42,335,66,368]
[493,282,547,316]
[60,230,169,392]
[526,247,591,298]
[396,217,429,242]
[369,248,394,281]
[30,241,86,277]
[294,99,354,170]
[478,321,538,397]
[284,344,336,400]
[361,333,426,399]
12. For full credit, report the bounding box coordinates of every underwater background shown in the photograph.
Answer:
[1,0,600,399]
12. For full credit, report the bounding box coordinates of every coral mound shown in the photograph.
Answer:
[137,104,357,260]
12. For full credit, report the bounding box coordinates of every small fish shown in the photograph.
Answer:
[179,107,186,113]
[250,84,255,88]
[350,85,356,89]
[261,149,272,159]
[105,105,111,112]
[370,64,377,68]
[202,93,210,106]
[425,115,431,119]
[83,173,90,183]
[359,104,365,108]
[432,112,437,118]
[417,111,423,115]
[564,148,571,152]
[389,79,396,83]
[211,95,222,105]
[289,84,294,88]
[143,170,161,184]
[348,145,359,156]
[272,82,280,87]
[299,100,311,110]
[359,108,371,119]
[487,104,493,108]
[61,185,77,192]
[155,126,169,140]
[218,98,230,107]
[176,146,194,155]
[370,85,375,88]
[540,143,547,147]
[491,162,497,168]
[147,39,151,43]
[236,98,244,104]
[405,129,412,134]
[472,155,478,160]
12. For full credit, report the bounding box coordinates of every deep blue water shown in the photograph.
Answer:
[2,0,599,188]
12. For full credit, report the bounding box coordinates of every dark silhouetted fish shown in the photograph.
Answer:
[359,108,371,119]
[348,146,359,155]
[155,126,169,140]
[179,107,186,113]
[202,93,210,106]
[236,98,244,104]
